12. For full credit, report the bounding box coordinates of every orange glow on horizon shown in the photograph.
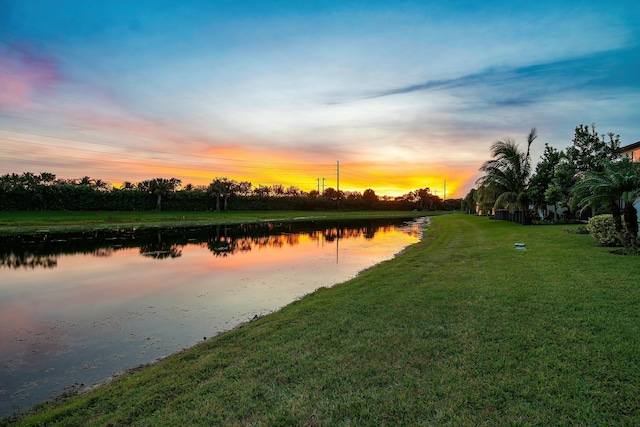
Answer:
[103,145,476,198]
[3,126,476,198]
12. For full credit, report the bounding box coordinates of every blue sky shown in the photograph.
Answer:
[1,1,639,197]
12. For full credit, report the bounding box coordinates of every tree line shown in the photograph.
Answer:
[466,123,640,253]
[0,173,462,212]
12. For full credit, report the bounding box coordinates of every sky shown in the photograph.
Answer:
[1,1,639,198]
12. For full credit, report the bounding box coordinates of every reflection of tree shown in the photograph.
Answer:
[93,248,115,257]
[0,252,58,269]
[139,245,182,259]
[207,236,242,257]
[1,217,421,268]
[139,231,182,259]
[203,222,399,256]
[311,225,393,242]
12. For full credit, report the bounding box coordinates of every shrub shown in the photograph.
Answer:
[587,214,621,247]
[566,225,589,235]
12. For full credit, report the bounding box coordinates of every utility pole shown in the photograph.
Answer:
[336,161,340,194]
[317,178,320,194]
[443,180,446,201]
[322,177,326,193]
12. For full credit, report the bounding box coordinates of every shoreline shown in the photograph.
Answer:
[8,215,639,425]
[2,214,429,420]
[0,210,434,236]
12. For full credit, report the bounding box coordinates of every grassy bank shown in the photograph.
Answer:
[5,214,640,425]
[0,210,428,235]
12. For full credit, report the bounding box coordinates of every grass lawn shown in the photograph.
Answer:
[0,210,429,235]
[4,214,640,426]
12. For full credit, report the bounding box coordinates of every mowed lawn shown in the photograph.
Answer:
[6,214,640,426]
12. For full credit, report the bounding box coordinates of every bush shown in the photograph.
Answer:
[587,214,621,247]
[566,225,589,234]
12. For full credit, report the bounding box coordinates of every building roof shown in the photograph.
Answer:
[621,140,640,153]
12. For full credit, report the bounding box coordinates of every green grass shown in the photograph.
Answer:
[4,214,640,426]
[0,210,429,235]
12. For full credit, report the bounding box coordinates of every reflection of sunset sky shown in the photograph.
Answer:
[2,2,638,198]
[0,222,420,415]
[0,227,417,331]
[0,226,419,342]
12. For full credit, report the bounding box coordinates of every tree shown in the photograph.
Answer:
[208,177,237,211]
[285,186,304,197]
[462,188,477,214]
[442,198,462,211]
[323,187,342,201]
[362,189,379,207]
[76,176,109,191]
[93,179,109,191]
[566,123,621,175]
[561,124,622,217]
[121,181,135,190]
[414,188,442,210]
[573,157,640,253]
[272,184,285,197]
[528,143,562,220]
[254,185,271,198]
[78,176,93,187]
[475,185,498,216]
[39,172,56,185]
[236,181,252,196]
[476,128,536,224]
[139,178,181,211]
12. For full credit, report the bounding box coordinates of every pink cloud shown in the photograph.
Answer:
[71,111,186,142]
[0,44,62,109]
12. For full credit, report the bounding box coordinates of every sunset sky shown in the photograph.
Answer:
[1,1,639,198]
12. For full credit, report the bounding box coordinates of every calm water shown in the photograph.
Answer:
[0,217,426,417]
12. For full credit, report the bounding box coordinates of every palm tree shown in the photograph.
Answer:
[573,157,640,253]
[462,188,477,214]
[475,184,498,216]
[139,178,181,211]
[208,178,236,211]
[476,128,537,224]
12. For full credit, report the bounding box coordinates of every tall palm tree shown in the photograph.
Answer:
[208,178,236,211]
[474,184,498,216]
[573,157,640,253]
[476,128,537,224]
[141,178,181,211]
[462,188,477,214]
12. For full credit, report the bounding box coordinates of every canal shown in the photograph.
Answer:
[0,216,427,417]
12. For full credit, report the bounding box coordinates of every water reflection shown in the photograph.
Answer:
[0,218,411,268]
[0,217,426,418]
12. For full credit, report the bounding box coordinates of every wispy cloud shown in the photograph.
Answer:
[0,43,62,109]
[2,1,639,197]
[333,45,640,107]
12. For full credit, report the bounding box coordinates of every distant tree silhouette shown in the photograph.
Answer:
[138,178,181,211]
[121,181,135,190]
[207,177,238,211]
[362,189,378,204]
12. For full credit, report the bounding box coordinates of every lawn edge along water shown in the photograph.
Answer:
[4,214,640,426]
[0,210,432,235]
